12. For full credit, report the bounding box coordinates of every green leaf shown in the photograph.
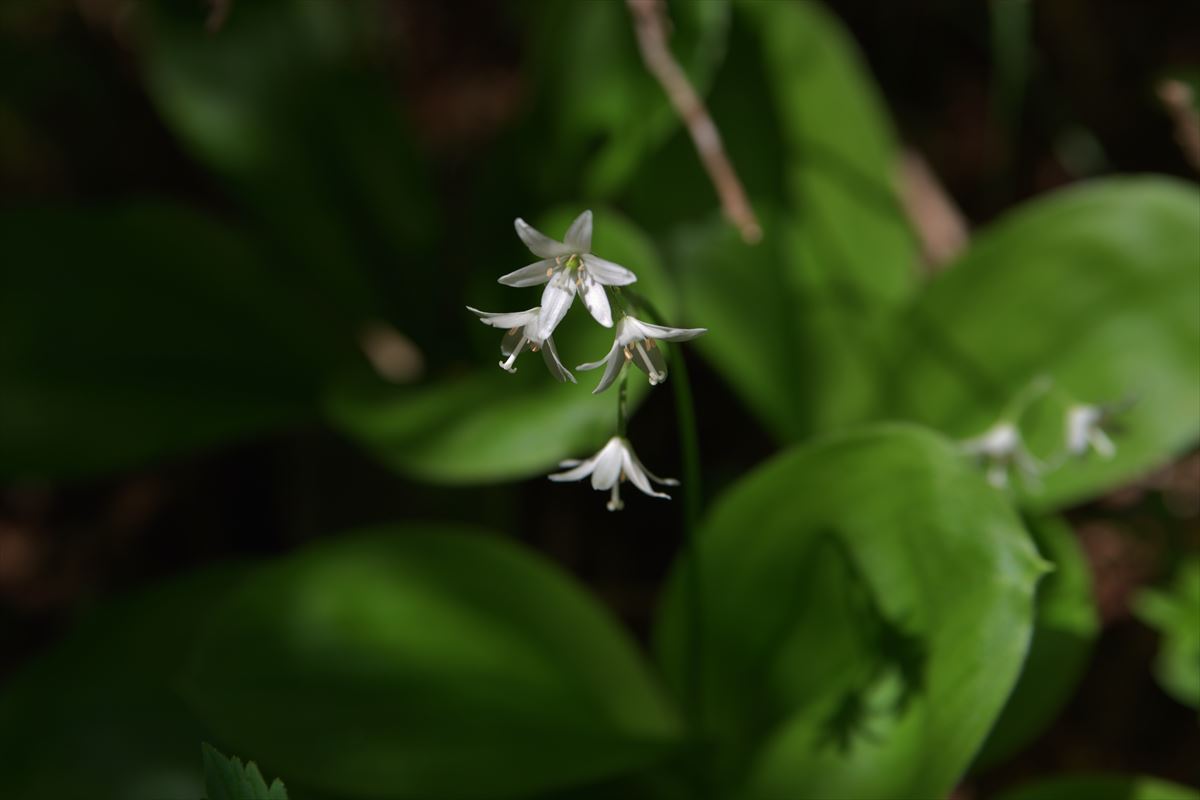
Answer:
[975,515,1100,768]
[1134,557,1200,710]
[203,743,288,800]
[0,203,361,479]
[182,525,682,800]
[0,564,248,800]
[333,207,676,485]
[138,0,435,326]
[994,774,1200,800]
[675,0,918,438]
[526,0,730,199]
[654,425,1045,799]
[888,176,1200,510]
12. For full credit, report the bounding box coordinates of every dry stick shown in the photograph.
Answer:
[895,149,969,272]
[626,0,762,244]
[1158,79,1200,175]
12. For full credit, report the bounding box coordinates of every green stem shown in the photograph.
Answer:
[617,370,629,437]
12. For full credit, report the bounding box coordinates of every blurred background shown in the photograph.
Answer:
[0,0,1197,798]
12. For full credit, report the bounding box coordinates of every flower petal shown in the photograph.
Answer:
[548,458,597,483]
[589,440,625,491]
[515,218,572,258]
[621,449,671,499]
[587,349,626,395]
[579,274,613,328]
[577,340,619,372]
[628,449,680,486]
[563,210,593,252]
[541,336,576,383]
[634,319,708,342]
[498,259,556,287]
[582,254,637,286]
[536,273,577,341]
[467,306,539,329]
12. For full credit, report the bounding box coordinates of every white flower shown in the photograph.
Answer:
[578,315,707,394]
[549,436,679,511]
[1065,404,1116,458]
[466,306,575,383]
[959,420,1041,489]
[497,210,637,340]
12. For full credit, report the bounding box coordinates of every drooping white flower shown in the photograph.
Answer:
[1065,404,1116,458]
[959,420,1041,489]
[549,436,679,511]
[578,315,707,394]
[497,210,637,340]
[466,306,575,383]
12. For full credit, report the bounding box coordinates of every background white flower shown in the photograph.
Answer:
[1066,404,1116,458]
[549,436,679,511]
[578,315,707,394]
[496,210,638,340]
[960,420,1042,488]
[466,306,575,382]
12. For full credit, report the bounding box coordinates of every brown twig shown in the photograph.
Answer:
[206,0,231,33]
[626,0,762,244]
[895,149,969,272]
[1158,79,1200,174]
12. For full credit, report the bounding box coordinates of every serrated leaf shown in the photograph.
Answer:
[203,743,288,800]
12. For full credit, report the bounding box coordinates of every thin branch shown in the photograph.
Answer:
[895,149,969,272]
[626,0,762,244]
[1158,79,1200,175]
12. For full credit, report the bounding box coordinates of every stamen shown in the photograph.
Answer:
[623,346,633,361]
[499,335,527,372]
[606,483,623,511]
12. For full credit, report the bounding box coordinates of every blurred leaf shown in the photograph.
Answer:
[525,0,730,199]
[138,0,436,328]
[0,203,362,479]
[994,774,1200,800]
[183,526,683,800]
[337,207,674,485]
[0,564,247,800]
[655,425,1045,799]
[975,515,1099,768]
[673,0,917,438]
[888,176,1200,510]
[203,743,288,800]
[1134,557,1200,710]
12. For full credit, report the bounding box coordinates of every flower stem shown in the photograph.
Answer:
[617,371,629,437]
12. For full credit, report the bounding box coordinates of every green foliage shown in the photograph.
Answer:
[675,0,917,437]
[975,515,1099,767]
[655,425,1047,799]
[995,774,1200,800]
[203,744,288,800]
[0,203,362,479]
[138,0,436,327]
[182,526,682,799]
[1134,557,1200,710]
[0,565,247,800]
[525,0,731,199]
[890,177,1200,510]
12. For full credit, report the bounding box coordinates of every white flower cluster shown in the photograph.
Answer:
[960,383,1122,490]
[468,210,707,510]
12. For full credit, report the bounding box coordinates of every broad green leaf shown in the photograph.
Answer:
[888,177,1200,511]
[203,743,289,800]
[655,425,1045,799]
[1134,557,1200,710]
[995,774,1200,800]
[327,369,645,485]
[138,0,436,327]
[0,203,361,479]
[334,208,675,484]
[183,526,683,800]
[674,0,917,438]
[975,516,1099,767]
[524,0,730,200]
[0,564,247,800]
